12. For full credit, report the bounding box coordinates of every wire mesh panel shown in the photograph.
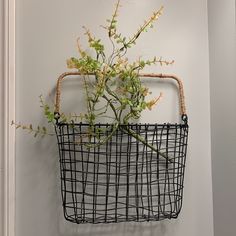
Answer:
[55,123,188,224]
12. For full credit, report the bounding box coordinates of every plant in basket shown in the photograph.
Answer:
[14,0,174,140]
[14,0,189,224]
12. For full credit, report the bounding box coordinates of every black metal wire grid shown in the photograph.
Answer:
[55,122,188,224]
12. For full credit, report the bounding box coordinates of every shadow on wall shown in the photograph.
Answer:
[58,219,174,236]
[30,129,180,236]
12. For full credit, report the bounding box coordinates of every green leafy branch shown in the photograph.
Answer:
[11,120,53,137]
[14,0,175,161]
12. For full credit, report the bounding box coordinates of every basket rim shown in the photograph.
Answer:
[55,122,189,128]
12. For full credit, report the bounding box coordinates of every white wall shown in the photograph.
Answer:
[208,1,236,236]
[16,0,213,236]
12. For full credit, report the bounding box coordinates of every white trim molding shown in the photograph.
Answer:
[3,0,16,236]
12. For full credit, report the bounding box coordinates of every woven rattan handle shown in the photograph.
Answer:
[54,72,187,121]
[139,73,187,118]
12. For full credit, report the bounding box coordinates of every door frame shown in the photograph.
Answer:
[2,0,16,236]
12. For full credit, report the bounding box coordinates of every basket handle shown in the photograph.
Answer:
[54,72,187,122]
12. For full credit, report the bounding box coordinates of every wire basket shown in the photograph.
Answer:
[54,72,189,224]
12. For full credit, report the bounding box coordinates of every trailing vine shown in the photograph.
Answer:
[14,0,174,158]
